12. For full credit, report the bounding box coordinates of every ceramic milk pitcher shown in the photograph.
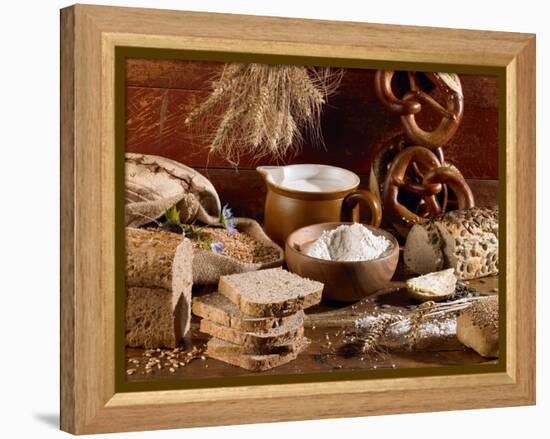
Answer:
[257,164,382,245]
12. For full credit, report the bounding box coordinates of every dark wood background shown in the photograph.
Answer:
[125,59,499,220]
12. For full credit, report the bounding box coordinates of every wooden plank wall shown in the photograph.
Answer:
[126,59,499,221]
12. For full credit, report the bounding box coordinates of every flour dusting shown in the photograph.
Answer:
[306,223,391,262]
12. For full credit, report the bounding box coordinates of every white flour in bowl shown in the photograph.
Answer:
[306,223,391,262]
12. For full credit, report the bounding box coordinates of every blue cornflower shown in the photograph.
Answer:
[210,241,225,254]
[220,204,237,236]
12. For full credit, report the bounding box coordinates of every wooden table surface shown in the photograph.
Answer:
[126,275,499,383]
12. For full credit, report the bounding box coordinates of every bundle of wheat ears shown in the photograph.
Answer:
[184,63,342,164]
[343,296,488,355]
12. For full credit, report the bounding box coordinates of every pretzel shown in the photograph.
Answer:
[374,70,464,149]
[382,146,442,235]
[422,165,474,211]
[381,146,474,236]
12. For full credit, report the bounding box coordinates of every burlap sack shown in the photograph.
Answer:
[125,153,221,227]
[193,217,284,285]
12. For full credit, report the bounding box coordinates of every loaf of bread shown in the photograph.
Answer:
[125,228,193,348]
[456,295,499,358]
[206,337,310,371]
[218,268,324,317]
[404,208,498,280]
[192,292,296,332]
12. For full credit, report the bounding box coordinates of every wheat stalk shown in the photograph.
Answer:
[345,296,486,355]
[184,63,342,164]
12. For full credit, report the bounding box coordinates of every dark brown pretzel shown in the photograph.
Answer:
[375,71,464,149]
[382,146,443,235]
[381,147,475,236]
[422,166,475,211]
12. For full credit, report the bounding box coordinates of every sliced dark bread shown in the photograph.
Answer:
[206,335,308,355]
[192,292,296,333]
[199,311,304,350]
[206,337,310,371]
[218,268,323,317]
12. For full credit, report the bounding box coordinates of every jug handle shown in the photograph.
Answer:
[341,190,382,227]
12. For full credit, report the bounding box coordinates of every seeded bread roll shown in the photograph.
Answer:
[218,268,323,317]
[404,208,498,280]
[192,292,295,333]
[199,311,304,351]
[406,268,457,302]
[125,228,193,348]
[456,295,499,358]
[206,337,310,371]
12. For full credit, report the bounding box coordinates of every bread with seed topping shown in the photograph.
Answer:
[456,295,499,358]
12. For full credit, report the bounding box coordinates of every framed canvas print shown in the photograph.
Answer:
[60,4,536,434]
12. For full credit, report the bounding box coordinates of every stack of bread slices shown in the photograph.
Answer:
[192,268,324,371]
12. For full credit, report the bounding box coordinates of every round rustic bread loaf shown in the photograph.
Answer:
[456,295,499,358]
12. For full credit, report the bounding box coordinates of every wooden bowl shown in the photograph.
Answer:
[285,222,399,302]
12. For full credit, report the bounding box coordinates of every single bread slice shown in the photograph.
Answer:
[206,335,308,355]
[406,268,457,302]
[218,268,323,317]
[206,337,310,371]
[456,296,499,358]
[192,292,296,333]
[200,311,304,351]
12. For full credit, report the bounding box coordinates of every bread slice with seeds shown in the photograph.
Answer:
[206,337,310,371]
[192,292,295,333]
[218,268,323,317]
[406,268,457,302]
[199,311,304,351]
[456,295,499,358]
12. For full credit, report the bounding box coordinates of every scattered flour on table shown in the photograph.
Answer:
[306,223,391,262]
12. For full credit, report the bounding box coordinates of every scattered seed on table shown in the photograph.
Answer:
[126,369,135,375]
[169,368,175,373]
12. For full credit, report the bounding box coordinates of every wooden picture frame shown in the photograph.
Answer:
[60,4,536,434]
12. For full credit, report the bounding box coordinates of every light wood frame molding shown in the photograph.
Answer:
[60,4,536,434]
